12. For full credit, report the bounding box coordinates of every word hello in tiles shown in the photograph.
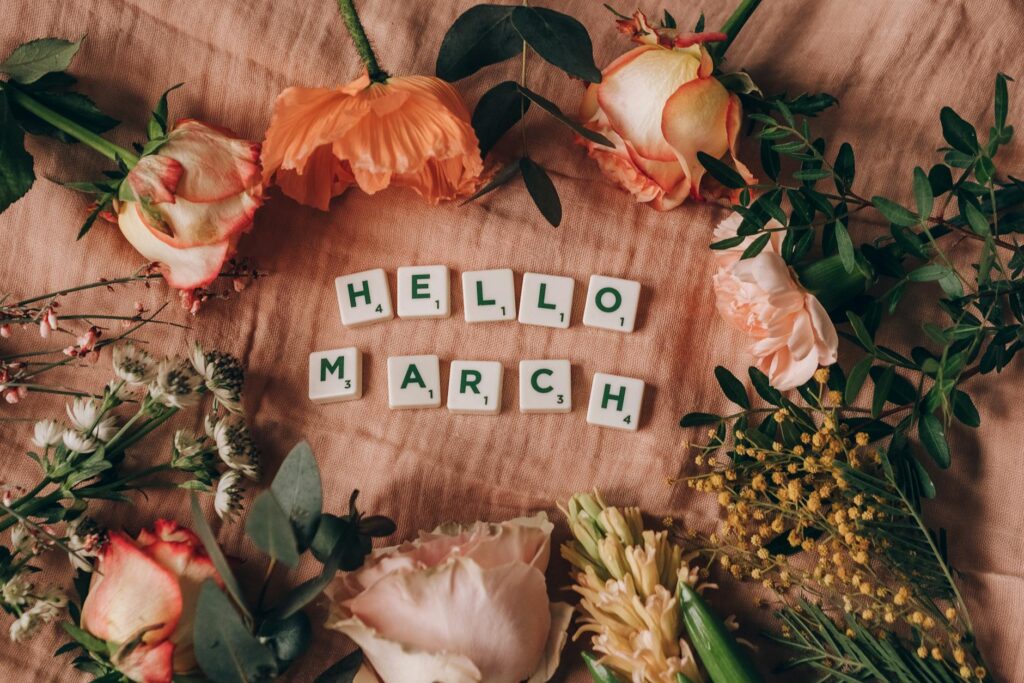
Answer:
[310,266,646,431]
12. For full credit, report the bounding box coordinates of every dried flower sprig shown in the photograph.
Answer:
[0,342,257,640]
[681,369,989,682]
[0,263,262,405]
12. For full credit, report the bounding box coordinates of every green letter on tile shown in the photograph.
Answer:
[320,356,345,382]
[601,383,626,411]
[595,287,621,313]
[531,368,554,393]
[460,370,482,394]
[411,273,430,300]
[347,280,372,307]
[401,363,426,389]
[475,280,496,306]
[537,283,557,310]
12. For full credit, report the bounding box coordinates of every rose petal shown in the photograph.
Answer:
[81,532,182,647]
[344,558,551,683]
[118,202,231,290]
[157,119,262,203]
[127,155,183,205]
[661,76,733,198]
[116,640,175,683]
[526,602,574,683]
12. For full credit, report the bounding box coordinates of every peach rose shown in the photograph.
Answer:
[117,119,263,291]
[260,74,483,209]
[80,520,222,683]
[712,212,838,390]
[325,513,571,683]
[579,11,752,210]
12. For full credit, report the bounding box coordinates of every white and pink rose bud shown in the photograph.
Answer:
[116,119,264,291]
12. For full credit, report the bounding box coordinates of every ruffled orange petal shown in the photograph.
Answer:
[274,144,354,210]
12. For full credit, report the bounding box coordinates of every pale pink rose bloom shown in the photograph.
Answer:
[117,119,263,291]
[713,213,838,390]
[325,514,572,683]
[712,211,784,268]
[578,11,753,211]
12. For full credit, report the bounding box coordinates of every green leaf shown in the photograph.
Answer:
[995,73,1010,131]
[846,312,875,351]
[740,232,771,259]
[245,491,300,567]
[0,37,82,84]
[912,167,933,220]
[193,581,278,683]
[471,81,529,159]
[710,234,746,250]
[257,612,312,672]
[963,201,991,236]
[270,441,323,550]
[662,9,677,29]
[436,5,521,81]
[870,366,893,418]
[907,264,951,282]
[845,356,873,405]
[314,650,364,683]
[680,412,721,428]
[460,159,520,204]
[266,555,340,621]
[510,6,601,82]
[519,157,561,227]
[940,106,979,155]
[0,89,36,213]
[714,366,750,409]
[582,652,625,683]
[147,82,183,140]
[833,142,855,192]
[759,136,780,181]
[748,367,783,405]
[918,412,951,468]
[833,220,856,273]
[792,168,831,181]
[189,493,251,619]
[61,623,106,653]
[871,196,918,226]
[8,88,117,143]
[697,151,745,189]
[516,84,612,147]
[951,389,980,428]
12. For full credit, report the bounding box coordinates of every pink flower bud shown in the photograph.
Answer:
[0,324,10,338]
[46,310,58,328]
[39,319,51,338]
[4,389,19,404]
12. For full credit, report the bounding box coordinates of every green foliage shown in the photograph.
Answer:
[194,581,279,683]
[270,441,323,550]
[519,156,561,227]
[0,37,83,84]
[0,88,35,212]
[314,649,364,683]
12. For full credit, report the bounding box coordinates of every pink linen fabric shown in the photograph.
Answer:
[1,1,1023,680]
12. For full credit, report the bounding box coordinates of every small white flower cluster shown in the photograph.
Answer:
[1,575,66,642]
[205,414,260,521]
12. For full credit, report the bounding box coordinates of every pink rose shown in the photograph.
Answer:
[80,520,221,683]
[712,213,838,390]
[117,119,264,290]
[325,514,571,683]
[578,11,753,211]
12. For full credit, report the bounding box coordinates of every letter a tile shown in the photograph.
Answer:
[387,355,442,409]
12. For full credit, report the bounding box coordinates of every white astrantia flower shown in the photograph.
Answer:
[93,415,119,443]
[66,397,103,432]
[207,414,260,480]
[149,358,203,409]
[214,470,245,521]
[31,420,63,449]
[63,429,98,454]
[65,518,103,573]
[173,430,204,459]
[1,576,30,606]
[104,379,131,402]
[8,591,66,642]
[190,343,244,413]
[111,344,157,385]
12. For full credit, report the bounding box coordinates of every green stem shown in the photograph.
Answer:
[6,86,139,166]
[336,0,389,83]
[713,0,763,62]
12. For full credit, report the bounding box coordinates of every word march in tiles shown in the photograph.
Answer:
[309,267,647,430]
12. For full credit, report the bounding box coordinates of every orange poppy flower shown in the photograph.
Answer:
[261,73,484,209]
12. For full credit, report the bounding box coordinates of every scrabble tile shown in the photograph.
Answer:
[586,372,644,431]
[387,355,441,409]
[447,360,503,414]
[582,275,641,333]
[335,268,394,327]
[308,347,362,403]
[462,269,516,323]
[519,360,571,413]
[518,273,574,329]
[397,265,450,319]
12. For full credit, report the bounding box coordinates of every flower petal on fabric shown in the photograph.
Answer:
[115,640,175,683]
[597,46,703,162]
[139,187,260,248]
[325,613,481,683]
[526,601,574,683]
[661,76,733,198]
[118,203,231,290]
[81,532,182,647]
[274,144,354,210]
[344,558,551,683]
[159,120,262,203]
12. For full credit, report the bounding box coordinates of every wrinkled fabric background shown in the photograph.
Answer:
[2,0,1023,680]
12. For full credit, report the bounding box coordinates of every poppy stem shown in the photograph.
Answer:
[5,85,139,167]
[712,0,762,63]
[336,0,389,83]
